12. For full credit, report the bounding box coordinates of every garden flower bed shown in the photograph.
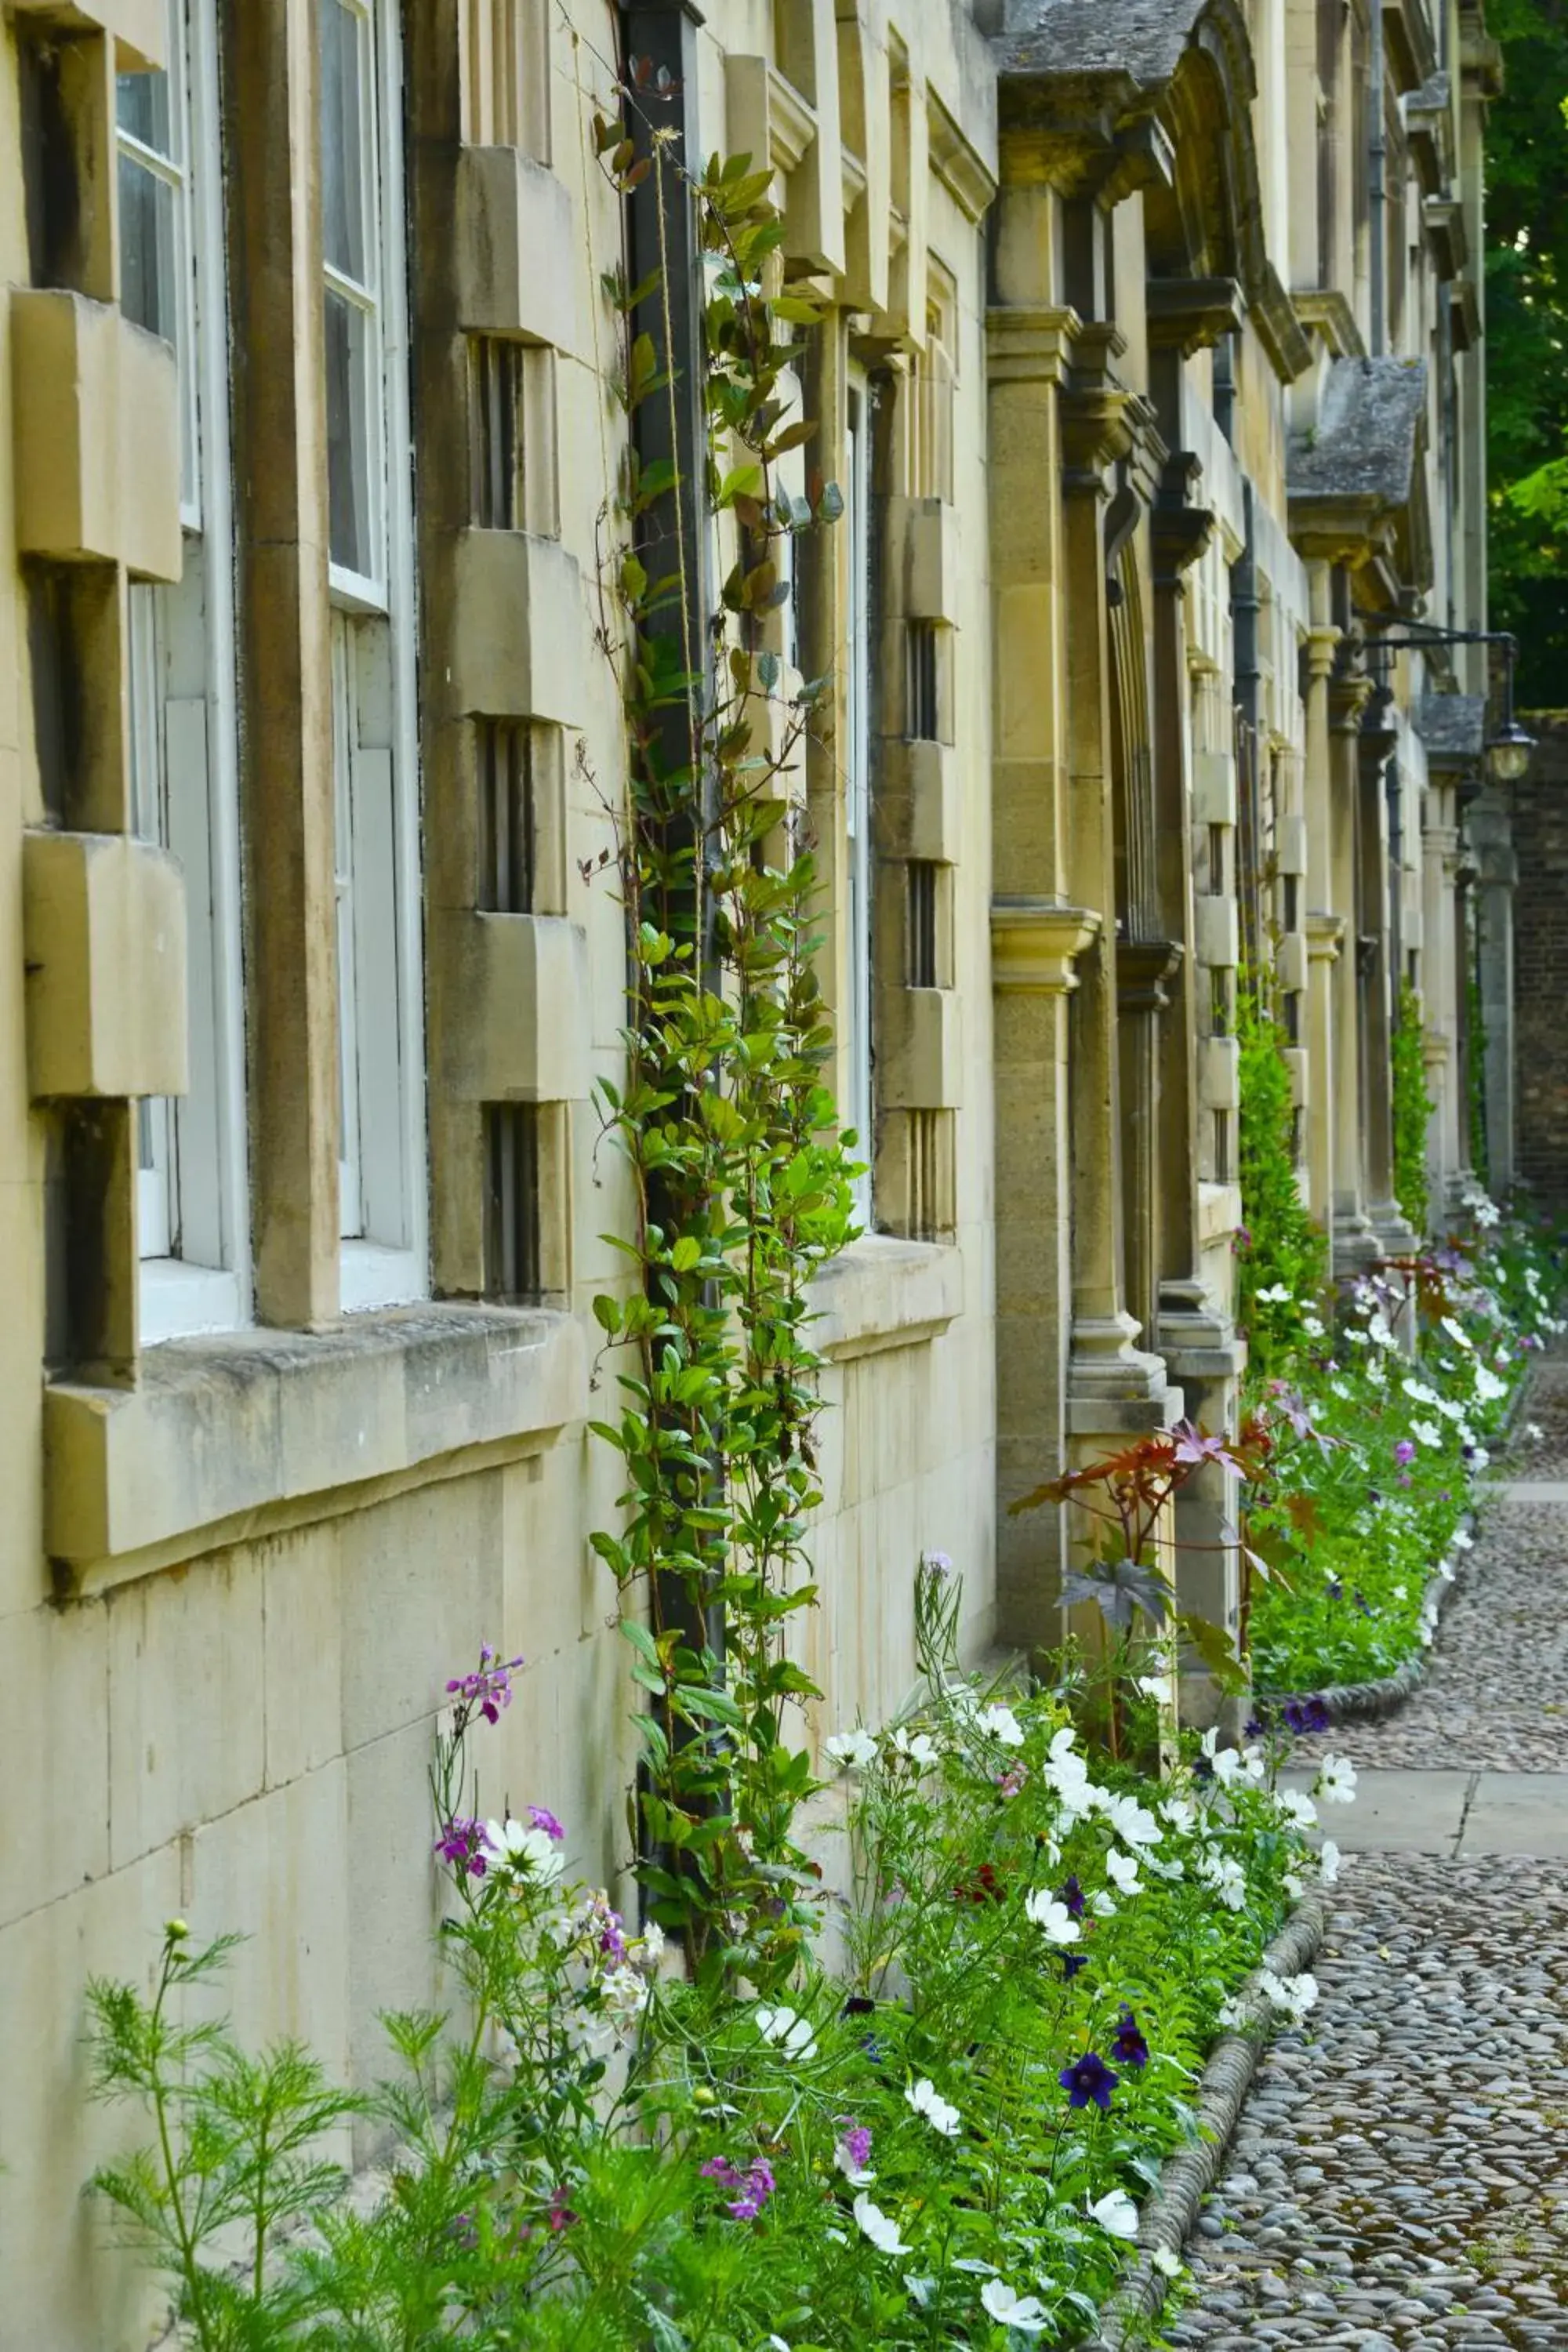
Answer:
[1245,1192,1563,1700]
[88,1582,1352,2350]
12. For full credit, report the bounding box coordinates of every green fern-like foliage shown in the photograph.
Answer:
[1392,980,1435,1236]
[1236,971,1328,1379]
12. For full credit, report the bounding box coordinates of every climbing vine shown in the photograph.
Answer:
[1235,970,1328,1377]
[1391,979,1434,1236]
[584,88,856,1986]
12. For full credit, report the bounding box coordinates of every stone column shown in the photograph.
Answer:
[223,0,340,1325]
[1149,468,1244,1718]
[1360,721,1417,1260]
[1421,802,1462,1210]
[1058,331,1175,1443]
[986,290,1097,1646]
[1327,665,1379,1272]
[1301,590,1340,1231]
[1470,785,1518,1196]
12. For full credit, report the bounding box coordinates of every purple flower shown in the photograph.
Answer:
[1058,2050,1119,2111]
[700,2155,775,2220]
[835,2118,873,2173]
[546,2187,577,2233]
[1354,1589,1372,1617]
[1058,1873,1087,1920]
[434,1817,488,1878]
[1111,2007,1150,2071]
[1061,1951,1089,1982]
[1394,1440,1416,1468]
[599,1911,628,1966]
[528,1806,566,1843]
[445,1644,524,1731]
[1244,1715,1266,1741]
[1284,1697,1330,1737]
[1326,1578,1345,1602]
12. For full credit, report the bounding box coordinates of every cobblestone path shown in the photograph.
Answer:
[1161,1372,1568,2350]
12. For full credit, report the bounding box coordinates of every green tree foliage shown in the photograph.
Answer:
[1486,0,1568,706]
[1392,980,1435,1235]
[1236,974,1328,1377]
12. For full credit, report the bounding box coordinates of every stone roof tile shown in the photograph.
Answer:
[1288,355,1428,506]
[1418,693,1487,760]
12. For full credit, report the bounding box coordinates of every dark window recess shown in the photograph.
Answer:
[1213,1108,1232,1186]
[906,621,940,742]
[477,719,535,912]
[470,337,524,529]
[1283,989,1301,1045]
[1283,873,1300,932]
[1210,966,1230,1037]
[484,1102,541,1301]
[1207,823,1227,896]
[908,1109,942,1242]
[907,860,938,988]
[27,568,74,825]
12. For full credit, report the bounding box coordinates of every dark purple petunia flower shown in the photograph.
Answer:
[1059,1873,1087,1919]
[1112,2008,1150,2070]
[1326,1578,1345,1602]
[1354,1589,1372,1617]
[842,1994,876,2017]
[1061,1951,1089,1981]
[1058,2050,1119,2111]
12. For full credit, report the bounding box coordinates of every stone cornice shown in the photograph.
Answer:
[991,898,1103,993]
[1152,452,1215,585]
[927,85,998,223]
[1146,274,1247,354]
[1250,265,1314,383]
[1292,288,1367,360]
[985,303,1083,388]
[1306,910,1348,962]
[1117,937,1184,1013]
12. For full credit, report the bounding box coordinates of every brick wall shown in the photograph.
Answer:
[1513,713,1568,1205]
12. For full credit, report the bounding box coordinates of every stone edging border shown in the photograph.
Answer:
[1089,1887,1330,2351]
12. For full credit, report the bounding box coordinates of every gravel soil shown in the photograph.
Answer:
[1160,1358,1568,2349]
[1161,1855,1568,2350]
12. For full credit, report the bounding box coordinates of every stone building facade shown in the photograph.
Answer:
[0,0,1501,2339]
[1512,715,1568,1207]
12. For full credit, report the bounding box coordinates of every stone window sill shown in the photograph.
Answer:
[46,1304,586,1592]
[808,1234,964,1363]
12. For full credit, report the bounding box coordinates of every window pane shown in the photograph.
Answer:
[117,65,172,158]
[119,154,179,343]
[325,289,372,575]
[320,0,368,286]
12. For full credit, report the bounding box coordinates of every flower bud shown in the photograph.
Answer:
[165,1918,190,1943]
[691,2082,717,2107]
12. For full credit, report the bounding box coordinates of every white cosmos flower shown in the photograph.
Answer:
[1105,1848,1143,1896]
[1403,1378,1440,1406]
[1410,1418,1444,1450]
[1302,1314,1326,1338]
[1215,1994,1247,2027]
[1151,2245,1185,2280]
[1368,1314,1396,1348]
[1368,1359,1387,1387]
[1089,1889,1118,1918]
[1315,1755,1357,1805]
[754,2004,817,2060]
[1043,1727,1093,1810]
[1474,1366,1507,1403]
[978,1703,1025,1748]
[905,2077,961,2136]
[1527,1421,1545,1442]
[1319,1839,1343,1885]
[1160,1797,1196,1834]
[1089,2188,1141,2240]
[1024,1889,1080,1944]
[1135,1673,1174,1705]
[1255,1281,1292,1303]
[1212,1744,1265,1789]
[1345,1327,1370,1346]
[888,1726,941,1769]
[1393,1583,1408,1601]
[1441,1316,1473,1351]
[852,2193,909,2256]
[1451,1526,1474,1552]
[1435,1396,1467,1425]
[1196,1849,1247,1909]
[1143,1851,1185,1882]
[1471,1445,1491,1469]
[1259,1968,1319,2023]
[1105,1792,1163,1847]
[1278,1788,1318,1830]
[483,1819,565,1886]
[1283,1871,1304,1900]
[825,1727,878,1772]
[980,2281,1048,2332]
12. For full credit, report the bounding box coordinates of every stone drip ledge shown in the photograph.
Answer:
[1088,1889,1330,2351]
[1260,1514,1473,1727]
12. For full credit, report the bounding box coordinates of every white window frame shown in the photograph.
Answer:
[844,370,873,1225]
[125,0,252,1345]
[323,0,428,1313]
